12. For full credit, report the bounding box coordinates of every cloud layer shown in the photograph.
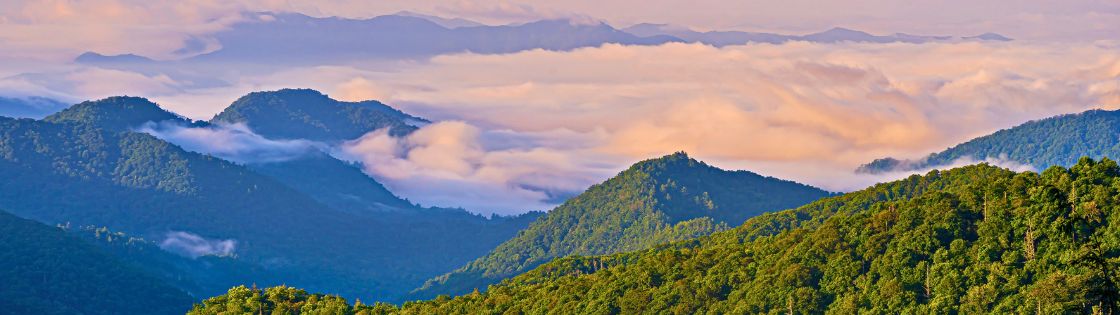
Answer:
[360,41,1118,190]
[340,121,618,214]
[138,121,323,164]
[3,34,1118,213]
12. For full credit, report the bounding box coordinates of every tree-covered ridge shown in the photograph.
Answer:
[411,152,832,299]
[210,88,426,141]
[43,96,191,130]
[198,158,1120,314]
[0,98,537,302]
[0,209,192,315]
[858,109,1120,174]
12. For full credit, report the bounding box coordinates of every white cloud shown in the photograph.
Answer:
[138,121,324,164]
[340,121,618,215]
[159,231,237,258]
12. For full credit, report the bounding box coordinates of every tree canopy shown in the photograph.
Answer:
[412,152,831,299]
[195,158,1120,314]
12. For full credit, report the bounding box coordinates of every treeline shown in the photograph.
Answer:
[194,157,1120,314]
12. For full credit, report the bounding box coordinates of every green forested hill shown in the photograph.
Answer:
[858,109,1120,174]
[0,210,192,315]
[0,97,536,302]
[411,152,832,299]
[44,96,192,129]
[198,158,1120,314]
[210,88,426,141]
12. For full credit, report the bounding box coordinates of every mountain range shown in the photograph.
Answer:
[0,90,539,305]
[7,87,1119,314]
[622,25,1007,46]
[0,88,842,312]
[858,109,1120,174]
[74,12,1011,67]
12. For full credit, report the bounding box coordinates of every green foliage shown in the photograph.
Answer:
[205,158,1120,314]
[859,109,1120,173]
[189,286,403,315]
[412,152,831,299]
[0,210,192,315]
[210,89,425,141]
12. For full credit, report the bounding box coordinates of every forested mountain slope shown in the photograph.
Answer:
[199,158,1120,314]
[63,224,275,299]
[858,109,1120,174]
[0,96,535,301]
[412,152,832,299]
[0,210,192,315]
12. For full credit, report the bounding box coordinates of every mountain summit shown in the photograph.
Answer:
[44,96,188,130]
[411,152,831,298]
[210,89,425,141]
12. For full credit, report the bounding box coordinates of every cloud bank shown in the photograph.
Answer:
[138,121,323,164]
[4,38,1118,214]
[362,41,1118,190]
[340,121,618,214]
[138,118,616,214]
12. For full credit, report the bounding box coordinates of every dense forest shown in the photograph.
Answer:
[0,210,192,315]
[63,224,275,299]
[858,109,1120,174]
[413,152,832,298]
[0,94,537,301]
[196,158,1120,314]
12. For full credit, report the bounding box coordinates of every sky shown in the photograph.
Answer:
[0,0,1118,214]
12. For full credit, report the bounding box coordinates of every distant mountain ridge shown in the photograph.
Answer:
[174,13,677,65]
[0,96,69,119]
[411,152,832,299]
[394,10,485,28]
[857,109,1120,174]
[623,24,1007,46]
[75,12,1011,66]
